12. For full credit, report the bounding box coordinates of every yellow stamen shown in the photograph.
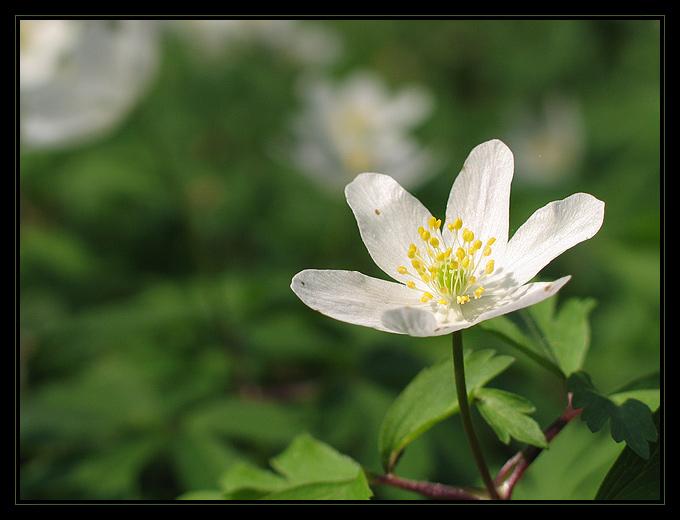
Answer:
[402,217,497,308]
[448,218,463,230]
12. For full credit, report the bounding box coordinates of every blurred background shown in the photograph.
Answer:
[18,18,661,500]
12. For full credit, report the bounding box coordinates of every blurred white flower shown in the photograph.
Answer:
[289,71,437,191]
[20,20,159,150]
[507,94,586,185]
[19,19,79,89]
[168,19,342,66]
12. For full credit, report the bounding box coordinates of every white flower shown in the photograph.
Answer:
[19,20,80,89]
[291,139,605,337]
[508,93,586,186]
[169,19,342,66]
[289,72,436,191]
[20,20,159,150]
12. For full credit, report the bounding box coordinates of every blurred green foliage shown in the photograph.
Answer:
[19,18,661,500]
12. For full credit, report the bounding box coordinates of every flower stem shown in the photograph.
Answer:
[451,331,501,500]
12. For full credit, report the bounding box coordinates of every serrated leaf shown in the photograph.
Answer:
[567,372,657,459]
[262,472,372,500]
[270,433,364,483]
[220,434,372,500]
[475,388,548,448]
[378,349,514,473]
[595,408,661,500]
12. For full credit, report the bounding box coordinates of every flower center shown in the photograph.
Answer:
[397,216,496,306]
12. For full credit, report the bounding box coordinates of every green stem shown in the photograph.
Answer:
[452,331,501,500]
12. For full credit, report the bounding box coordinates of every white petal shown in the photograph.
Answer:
[500,193,605,287]
[345,172,434,284]
[291,269,420,333]
[381,276,571,337]
[444,139,514,259]
[469,276,572,325]
[381,306,439,337]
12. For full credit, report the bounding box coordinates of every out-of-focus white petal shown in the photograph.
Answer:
[444,139,514,261]
[345,172,433,285]
[500,193,605,287]
[291,269,419,332]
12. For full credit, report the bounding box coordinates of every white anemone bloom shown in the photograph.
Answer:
[291,139,605,337]
[289,72,435,192]
[20,20,159,150]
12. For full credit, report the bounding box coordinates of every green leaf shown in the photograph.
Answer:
[177,490,227,500]
[595,408,661,500]
[480,296,595,378]
[219,434,373,500]
[474,388,548,448]
[609,389,660,411]
[378,349,514,473]
[530,297,596,377]
[479,315,563,378]
[262,474,372,500]
[567,371,658,459]
[220,460,288,499]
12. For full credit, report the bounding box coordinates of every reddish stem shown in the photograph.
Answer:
[494,394,583,499]
[369,472,485,500]
[371,395,583,500]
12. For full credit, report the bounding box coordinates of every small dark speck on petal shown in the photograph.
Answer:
[375,209,381,215]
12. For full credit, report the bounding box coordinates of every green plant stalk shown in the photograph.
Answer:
[452,331,501,500]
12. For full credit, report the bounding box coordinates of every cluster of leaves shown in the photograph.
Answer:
[180,296,659,500]
[482,297,659,459]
